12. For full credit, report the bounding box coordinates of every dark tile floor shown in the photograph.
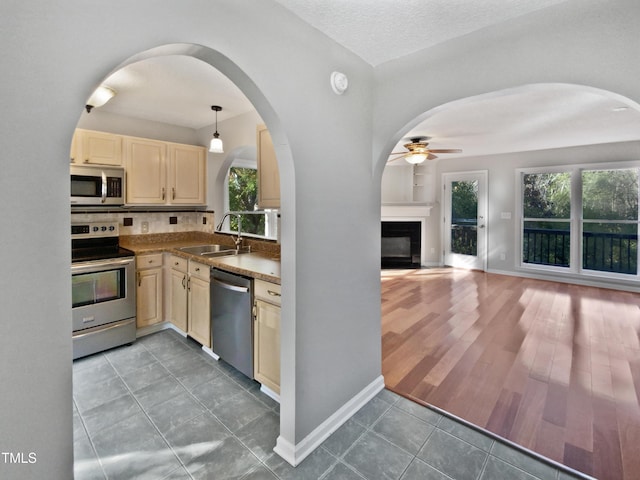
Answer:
[73,330,589,480]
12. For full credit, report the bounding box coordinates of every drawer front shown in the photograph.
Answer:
[255,279,281,305]
[188,261,209,281]
[136,253,163,269]
[169,255,188,272]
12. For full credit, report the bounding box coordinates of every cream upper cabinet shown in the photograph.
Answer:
[71,129,122,166]
[253,279,281,394]
[257,124,280,209]
[168,143,206,205]
[125,136,206,206]
[125,137,167,204]
[136,253,163,328]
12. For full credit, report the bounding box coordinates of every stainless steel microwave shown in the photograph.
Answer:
[70,165,125,206]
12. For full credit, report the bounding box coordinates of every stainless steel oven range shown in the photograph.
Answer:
[71,221,136,359]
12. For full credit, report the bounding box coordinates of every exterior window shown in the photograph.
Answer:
[522,172,571,267]
[582,169,638,275]
[519,165,640,278]
[224,165,278,240]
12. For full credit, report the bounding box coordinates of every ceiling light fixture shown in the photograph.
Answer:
[405,153,428,164]
[209,105,224,153]
[85,85,116,113]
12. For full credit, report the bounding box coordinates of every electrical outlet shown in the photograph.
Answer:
[141,221,149,233]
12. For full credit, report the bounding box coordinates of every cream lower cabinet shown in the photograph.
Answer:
[187,261,211,348]
[168,255,211,347]
[136,253,163,328]
[253,279,281,394]
[168,255,188,332]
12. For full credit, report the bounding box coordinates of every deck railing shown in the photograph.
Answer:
[523,227,637,274]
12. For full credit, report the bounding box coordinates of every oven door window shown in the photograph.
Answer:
[72,267,125,308]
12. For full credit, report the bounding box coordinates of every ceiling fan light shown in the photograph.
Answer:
[405,153,428,164]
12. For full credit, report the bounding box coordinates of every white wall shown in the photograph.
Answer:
[0,1,377,477]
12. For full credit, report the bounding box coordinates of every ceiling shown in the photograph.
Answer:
[93,0,640,161]
[272,0,569,67]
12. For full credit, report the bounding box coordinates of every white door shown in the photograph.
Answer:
[442,171,487,270]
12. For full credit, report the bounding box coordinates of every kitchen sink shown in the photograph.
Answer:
[179,244,250,257]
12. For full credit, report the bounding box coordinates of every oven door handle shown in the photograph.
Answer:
[72,257,134,274]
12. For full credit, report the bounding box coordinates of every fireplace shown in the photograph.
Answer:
[381,221,421,269]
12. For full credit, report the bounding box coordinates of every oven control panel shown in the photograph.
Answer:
[71,222,119,239]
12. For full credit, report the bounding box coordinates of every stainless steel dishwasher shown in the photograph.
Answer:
[210,268,254,378]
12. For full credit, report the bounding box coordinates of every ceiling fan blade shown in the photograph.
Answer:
[428,149,462,154]
[387,153,409,163]
[427,153,438,160]
[389,151,409,155]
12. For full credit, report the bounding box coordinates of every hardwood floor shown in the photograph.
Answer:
[381,268,640,480]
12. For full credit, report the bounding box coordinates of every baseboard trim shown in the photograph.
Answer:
[136,322,170,338]
[260,384,280,403]
[273,375,385,466]
[201,345,219,361]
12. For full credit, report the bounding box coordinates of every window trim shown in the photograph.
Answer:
[516,161,640,282]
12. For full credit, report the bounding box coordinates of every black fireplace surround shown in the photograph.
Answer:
[381,221,421,269]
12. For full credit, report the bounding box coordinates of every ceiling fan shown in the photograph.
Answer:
[388,136,462,164]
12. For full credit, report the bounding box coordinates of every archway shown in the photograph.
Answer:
[70,42,296,469]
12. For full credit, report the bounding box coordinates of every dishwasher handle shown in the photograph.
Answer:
[212,278,250,293]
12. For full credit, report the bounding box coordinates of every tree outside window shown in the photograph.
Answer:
[582,169,638,274]
[228,166,265,236]
[522,172,571,267]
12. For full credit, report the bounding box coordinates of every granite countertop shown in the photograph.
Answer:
[120,234,281,284]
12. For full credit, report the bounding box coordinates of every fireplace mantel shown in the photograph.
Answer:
[381,204,433,218]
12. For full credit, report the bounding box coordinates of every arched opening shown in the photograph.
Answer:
[70,44,293,477]
[379,82,640,476]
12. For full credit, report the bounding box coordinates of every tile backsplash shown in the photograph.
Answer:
[70,210,216,235]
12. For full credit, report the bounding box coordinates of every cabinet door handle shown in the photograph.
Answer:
[137,272,141,287]
[172,187,176,200]
[267,290,281,297]
[182,275,186,289]
[187,277,191,291]
[161,187,165,200]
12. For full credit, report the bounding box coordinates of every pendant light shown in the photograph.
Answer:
[209,105,224,153]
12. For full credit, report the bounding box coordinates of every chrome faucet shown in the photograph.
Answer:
[216,212,243,249]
